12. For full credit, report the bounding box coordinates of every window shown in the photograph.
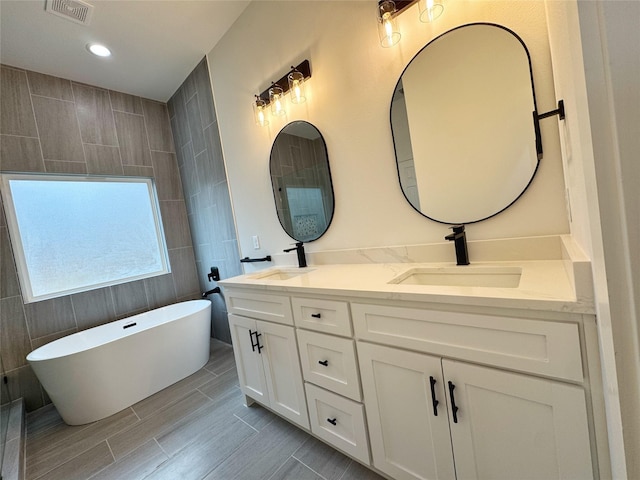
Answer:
[0,173,170,303]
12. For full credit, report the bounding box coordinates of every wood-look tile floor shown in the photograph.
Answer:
[25,339,386,480]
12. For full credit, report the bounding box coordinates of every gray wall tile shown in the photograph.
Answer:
[144,274,177,310]
[186,95,205,155]
[1,227,21,298]
[0,135,44,172]
[26,71,73,101]
[193,58,216,129]
[4,365,43,411]
[114,111,152,166]
[169,89,190,150]
[123,165,154,177]
[31,96,84,162]
[24,297,76,340]
[71,288,116,331]
[84,144,123,175]
[0,296,31,371]
[72,83,117,146]
[44,160,88,174]
[0,66,38,136]
[160,200,192,249]
[30,327,77,350]
[109,90,143,114]
[152,151,183,200]
[168,57,241,343]
[142,99,175,153]
[111,280,148,317]
[169,247,200,298]
[204,123,226,184]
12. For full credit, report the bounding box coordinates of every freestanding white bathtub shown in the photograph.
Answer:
[27,299,211,425]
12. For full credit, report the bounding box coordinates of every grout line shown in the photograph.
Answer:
[232,413,259,433]
[0,133,41,140]
[23,70,47,173]
[111,108,144,116]
[153,437,169,458]
[292,455,331,480]
[28,93,75,104]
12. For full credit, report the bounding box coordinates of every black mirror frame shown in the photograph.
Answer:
[269,120,336,242]
[390,22,542,225]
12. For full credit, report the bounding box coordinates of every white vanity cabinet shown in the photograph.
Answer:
[220,258,607,480]
[292,297,371,464]
[354,303,595,480]
[226,290,309,429]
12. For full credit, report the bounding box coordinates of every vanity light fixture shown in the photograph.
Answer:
[253,96,269,127]
[252,60,312,126]
[269,84,286,117]
[288,67,307,104]
[377,0,445,47]
[419,0,444,23]
[378,0,401,48]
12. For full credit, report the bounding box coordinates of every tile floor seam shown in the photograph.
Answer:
[264,454,294,480]
[232,413,260,433]
[28,439,110,480]
[85,440,116,480]
[291,454,332,480]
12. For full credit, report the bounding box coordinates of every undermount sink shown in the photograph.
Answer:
[251,269,313,281]
[389,266,522,288]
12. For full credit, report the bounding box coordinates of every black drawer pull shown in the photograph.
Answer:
[326,418,337,426]
[429,376,439,416]
[318,360,329,367]
[448,381,459,423]
[311,313,322,319]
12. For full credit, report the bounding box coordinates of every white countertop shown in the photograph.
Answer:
[219,257,595,314]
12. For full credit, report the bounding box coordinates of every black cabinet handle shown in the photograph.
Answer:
[448,381,459,423]
[327,418,337,426]
[318,360,329,367]
[249,329,257,352]
[429,376,439,416]
[311,313,322,319]
[249,329,263,354]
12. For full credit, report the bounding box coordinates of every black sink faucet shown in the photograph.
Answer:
[283,242,307,268]
[445,225,470,266]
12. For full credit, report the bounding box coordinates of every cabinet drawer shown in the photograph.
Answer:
[226,290,293,325]
[292,297,352,336]
[297,330,361,401]
[305,383,370,465]
[352,303,583,382]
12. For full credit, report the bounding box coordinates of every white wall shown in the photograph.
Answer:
[207,0,568,264]
[545,0,639,477]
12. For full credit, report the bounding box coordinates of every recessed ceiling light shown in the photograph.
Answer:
[86,43,111,57]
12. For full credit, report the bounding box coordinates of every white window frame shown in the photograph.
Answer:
[0,173,171,303]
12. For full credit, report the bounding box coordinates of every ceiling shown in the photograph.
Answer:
[0,0,251,102]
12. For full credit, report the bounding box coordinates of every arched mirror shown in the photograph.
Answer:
[270,121,335,242]
[391,23,540,224]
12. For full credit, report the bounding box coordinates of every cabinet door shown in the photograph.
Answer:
[443,359,594,480]
[228,314,268,404]
[259,320,310,429]
[358,342,455,480]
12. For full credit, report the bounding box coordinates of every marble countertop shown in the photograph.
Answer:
[218,257,595,315]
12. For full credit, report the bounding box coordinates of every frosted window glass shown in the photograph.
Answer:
[0,174,170,303]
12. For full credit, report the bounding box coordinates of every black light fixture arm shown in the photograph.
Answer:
[257,59,311,105]
[533,99,565,160]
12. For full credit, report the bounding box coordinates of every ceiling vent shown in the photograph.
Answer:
[45,0,94,26]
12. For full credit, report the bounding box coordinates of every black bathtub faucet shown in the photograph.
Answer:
[283,242,307,268]
[445,225,470,266]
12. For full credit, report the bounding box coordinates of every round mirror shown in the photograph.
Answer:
[391,23,539,224]
[270,121,335,242]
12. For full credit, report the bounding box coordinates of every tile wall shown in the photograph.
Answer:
[0,64,200,411]
[168,57,242,344]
